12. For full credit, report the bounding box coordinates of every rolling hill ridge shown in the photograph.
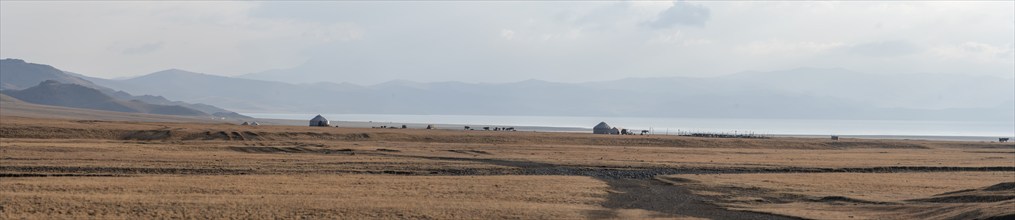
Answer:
[2,80,209,116]
[0,58,249,119]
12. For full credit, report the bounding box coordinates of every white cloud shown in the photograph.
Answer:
[648,31,712,46]
[738,40,846,56]
[1,1,1012,82]
[0,1,362,77]
[500,29,515,40]
[930,42,1015,63]
[647,1,711,28]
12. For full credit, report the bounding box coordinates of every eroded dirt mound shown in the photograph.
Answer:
[227,146,354,154]
[984,182,1015,191]
[813,196,892,204]
[823,141,929,149]
[912,182,1015,203]
[122,130,173,140]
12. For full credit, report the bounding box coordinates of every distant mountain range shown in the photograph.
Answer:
[4,80,209,116]
[1,59,102,90]
[3,58,1011,121]
[69,64,1014,122]
[0,59,249,119]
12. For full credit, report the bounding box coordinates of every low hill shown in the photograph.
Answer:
[0,59,101,90]
[0,93,23,103]
[0,98,213,123]
[1,59,247,118]
[2,80,208,117]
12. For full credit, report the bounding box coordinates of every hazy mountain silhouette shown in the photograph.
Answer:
[2,80,208,116]
[0,59,247,118]
[0,93,23,103]
[0,59,100,90]
[83,68,1015,121]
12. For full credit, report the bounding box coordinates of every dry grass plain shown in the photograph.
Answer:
[1,116,1013,219]
[1,175,607,219]
[666,172,1014,219]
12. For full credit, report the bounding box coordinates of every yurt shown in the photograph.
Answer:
[309,115,330,127]
[593,122,612,134]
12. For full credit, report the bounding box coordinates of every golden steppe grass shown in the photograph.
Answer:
[2,116,1012,172]
[2,116,1013,219]
[667,172,1015,219]
[1,175,607,219]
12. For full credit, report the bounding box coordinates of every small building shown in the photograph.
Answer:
[249,121,260,126]
[241,122,250,125]
[309,115,330,127]
[610,127,621,135]
[593,122,613,134]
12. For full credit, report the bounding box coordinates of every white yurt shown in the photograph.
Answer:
[309,115,330,127]
[593,122,612,134]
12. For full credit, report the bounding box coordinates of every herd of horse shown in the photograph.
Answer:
[463,126,515,131]
[371,125,1011,142]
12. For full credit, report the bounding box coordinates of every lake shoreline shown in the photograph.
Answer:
[249,114,1013,142]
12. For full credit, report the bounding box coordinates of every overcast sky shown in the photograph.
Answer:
[2,1,1013,84]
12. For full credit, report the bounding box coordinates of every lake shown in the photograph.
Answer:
[243,113,1015,141]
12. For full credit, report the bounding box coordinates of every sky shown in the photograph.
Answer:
[1,1,1013,84]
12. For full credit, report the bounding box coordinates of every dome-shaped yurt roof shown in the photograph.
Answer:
[310,115,330,127]
[594,122,611,129]
[250,121,260,126]
[593,122,613,134]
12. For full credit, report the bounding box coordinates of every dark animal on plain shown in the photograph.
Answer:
[1001,138,1010,143]
[831,136,839,141]
[464,126,470,130]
